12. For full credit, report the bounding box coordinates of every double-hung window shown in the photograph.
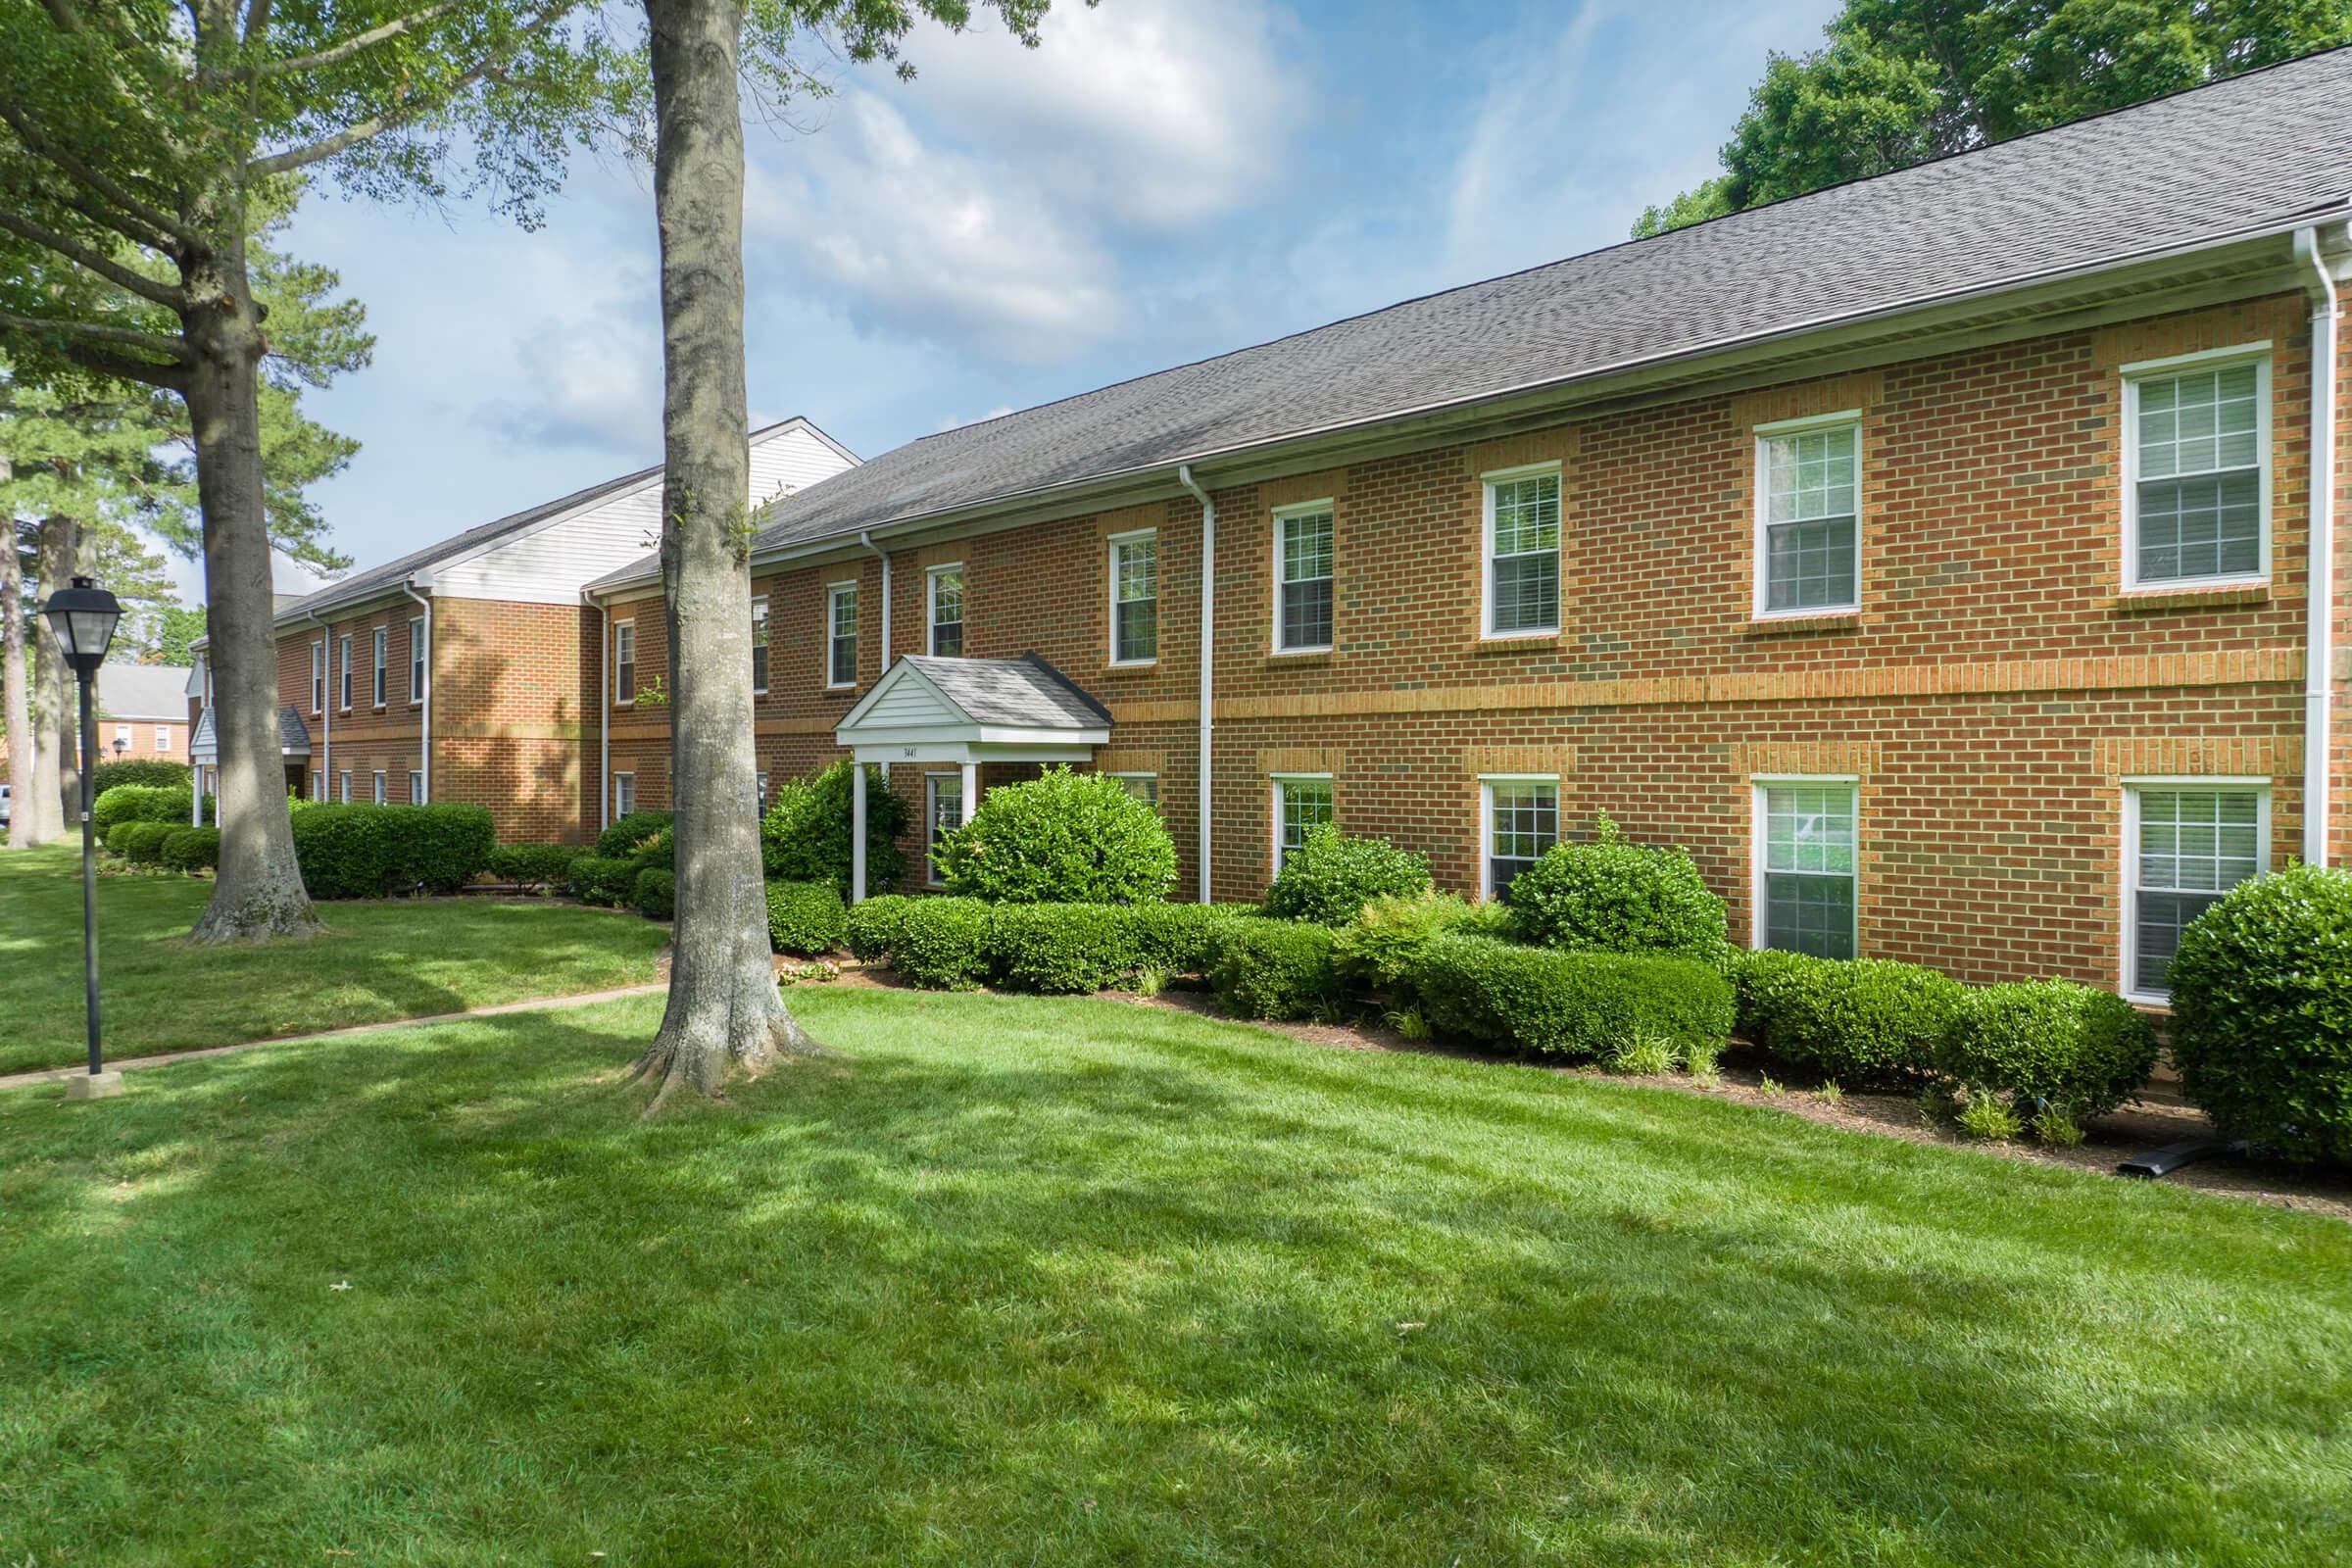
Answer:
[827,582,858,688]
[154,726,171,753]
[1482,466,1560,637]
[612,772,635,820]
[2125,782,2266,999]
[338,769,353,805]
[926,773,964,885]
[1754,778,1858,958]
[1272,775,1334,872]
[1109,530,1157,664]
[1109,772,1158,808]
[1756,415,1861,615]
[310,641,325,714]
[113,724,130,752]
[1275,504,1334,652]
[928,565,964,658]
[1481,777,1559,902]
[612,622,635,706]
[2126,351,2268,588]
[371,769,387,806]
[750,597,770,694]
[372,627,388,707]
[338,635,353,710]
[312,770,323,801]
[409,769,425,805]
[409,616,426,703]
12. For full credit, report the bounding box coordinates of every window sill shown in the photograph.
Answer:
[2105,583,2272,613]
[1104,660,1158,673]
[1469,630,1561,654]
[1745,611,1861,636]
[1266,648,1333,666]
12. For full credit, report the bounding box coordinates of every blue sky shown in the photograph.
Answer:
[245,0,1841,597]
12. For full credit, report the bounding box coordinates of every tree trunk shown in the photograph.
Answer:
[24,515,75,848]
[1,517,39,850]
[179,213,322,944]
[632,0,822,1102]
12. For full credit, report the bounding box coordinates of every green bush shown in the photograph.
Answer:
[485,844,582,893]
[1263,827,1433,925]
[990,903,1139,994]
[846,893,920,962]
[122,821,175,866]
[1129,901,1258,976]
[935,765,1176,905]
[1735,950,1966,1088]
[288,803,492,899]
[88,759,189,795]
[1503,813,1731,966]
[629,824,675,873]
[1332,890,1496,991]
[596,809,674,859]
[566,856,639,908]
[1208,919,1340,1021]
[1411,931,1733,1060]
[160,826,221,873]
[760,760,908,897]
[766,880,850,956]
[633,867,676,921]
[2164,864,2352,1162]
[1936,980,2158,1127]
[103,820,139,857]
[891,897,996,990]
[90,783,207,837]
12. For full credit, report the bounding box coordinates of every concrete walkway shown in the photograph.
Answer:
[0,982,669,1094]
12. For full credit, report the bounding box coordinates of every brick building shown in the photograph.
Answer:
[582,54,2352,1005]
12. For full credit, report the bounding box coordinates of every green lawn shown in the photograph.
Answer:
[0,845,667,1075]
[2,988,2345,1565]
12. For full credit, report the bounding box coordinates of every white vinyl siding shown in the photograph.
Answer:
[926,772,963,885]
[1480,776,1558,902]
[372,627,388,707]
[2125,350,2269,589]
[2124,782,2267,999]
[1756,416,1861,615]
[612,621,635,706]
[1109,531,1157,664]
[751,597,770,695]
[409,616,426,703]
[1275,504,1334,652]
[928,565,964,658]
[827,583,858,688]
[1754,779,1858,959]
[1482,466,1560,637]
[1272,775,1334,873]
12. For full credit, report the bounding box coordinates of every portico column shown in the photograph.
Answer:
[851,760,868,904]
[960,760,977,827]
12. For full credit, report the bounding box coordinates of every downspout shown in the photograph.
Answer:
[397,577,432,806]
[2297,224,2339,867]
[299,608,330,797]
[585,586,610,833]
[858,530,893,672]
[1177,464,1215,905]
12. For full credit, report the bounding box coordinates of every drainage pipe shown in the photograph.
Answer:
[585,587,610,832]
[2297,224,2339,867]
[1177,464,1215,905]
[397,578,432,805]
[858,529,893,673]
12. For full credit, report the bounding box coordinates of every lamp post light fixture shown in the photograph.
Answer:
[41,576,124,1101]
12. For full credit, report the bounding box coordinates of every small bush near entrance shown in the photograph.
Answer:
[1208,919,1340,1021]
[633,868,676,921]
[161,826,221,873]
[485,844,581,894]
[291,804,495,899]
[91,784,207,838]
[766,880,850,956]
[2165,864,2352,1164]
[1129,901,1258,976]
[989,902,1140,994]
[1936,980,2158,1131]
[934,766,1177,905]
[760,760,908,898]
[88,759,189,795]
[891,897,996,990]
[121,821,174,866]
[1263,827,1433,926]
[1413,931,1733,1061]
[1736,950,1966,1088]
[566,857,638,908]
[1503,814,1732,968]
[846,893,920,962]
[597,809,674,860]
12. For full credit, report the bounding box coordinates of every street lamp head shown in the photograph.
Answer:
[41,576,121,675]
[112,737,128,757]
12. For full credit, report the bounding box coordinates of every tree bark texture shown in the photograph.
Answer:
[2,519,41,849]
[25,515,76,848]
[633,0,822,1102]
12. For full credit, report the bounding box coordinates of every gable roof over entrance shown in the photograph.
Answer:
[190,707,310,763]
[835,654,1111,761]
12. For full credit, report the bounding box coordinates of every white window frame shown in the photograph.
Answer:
[927,564,965,658]
[612,771,636,820]
[1107,771,1159,808]
[2120,343,2272,593]
[2119,776,2270,1004]
[925,771,964,886]
[338,769,353,805]
[612,620,635,707]
[1751,410,1863,619]
[1271,500,1336,655]
[371,769,387,806]
[409,616,426,705]
[1477,774,1561,902]
[755,771,769,811]
[1269,772,1335,878]
[1748,774,1861,958]
[338,635,353,711]
[1480,461,1562,640]
[312,770,323,801]
[1107,528,1158,666]
[825,581,858,689]
[310,640,325,715]
[409,769,425,805]
[112,723,131,751]
[154,725,171,753]
[750,595,770,696]
[372,626,388,707]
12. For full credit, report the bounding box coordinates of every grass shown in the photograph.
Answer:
[0,844,667,1074]
[3,987,2347,1565]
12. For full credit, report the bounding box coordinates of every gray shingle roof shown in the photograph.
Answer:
[898,653,1112,729]
[722,47,2352,562]
[97,663,193,720]
[190,706,310,760]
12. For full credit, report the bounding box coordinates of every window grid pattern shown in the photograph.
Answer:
[1487,780,1558,901]
[829,586,858,686]
[311,644,324,713]
[1761,783,1857,958]
[410,617,425,702]
[1763,425,1859,612]
[612,774,635,819]
[1488,473,1560,634]
[1111,773,1158,807]
[154,727,171,752]
[750,599,770,693]
[410,770,425,805]
[930,569,964,658]
[1277,779,1334,865]
[613,625,635,705]
[372,771,387,806]
[1113,536,1157,662]
[339,638,352,710]
[2133,787,2261,994]
[927,775,963,884]
[1279,510,1335,650]
[372,629,388,706]
[2135,363,2262,582]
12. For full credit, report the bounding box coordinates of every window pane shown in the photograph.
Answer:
[2133,890,2223,995]
[2135,470,2261,581]
[1279,512,1335,649]
[931,568,963,656]
[1765,425,1858,524]
[751,601,769,690]
[1281,577,1333,650]
[1114,774,1158,807]
[829,588,858,685]
[1116,599,1156,662]
[1278,780,1333,863]
[1487,780,1558,901]
[1764,515,1858,611]
[1113,540,1156,662]
[1491,553,1559,635]
[1488,474,1560,634]
[1490,474,1559,556]
[927,776,963,881]
[1765,872,1856,958]
[1760,783,1857,957]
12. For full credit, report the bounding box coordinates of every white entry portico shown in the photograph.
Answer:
[833,653,1112,900]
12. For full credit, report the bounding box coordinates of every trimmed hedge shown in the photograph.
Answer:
[122,821,175,866]
[760,760,907,897]
[891,897,996,990]
[566,856,639,908]
[846,893,920,962]
[103,820,140,857]
[1130,901,1258,976]
[485,843,581,893]
[1735,950,1966,1088]
[1263,828,1433,925]
[88,759,189,795]
[989,902,1140,994]
[766,880,849,956]
[161,826,221,873]
[1937,979,2158,1126]
[1208,919,1340,1021]
[935,766,1177,905]
[290,804,495,899]
[597,809,674,859]
[1412,931,1733,1060]
[1503,814,1731,967]
[633,867,676,921]
[91,783,208,837]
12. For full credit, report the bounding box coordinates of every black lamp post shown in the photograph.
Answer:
[41,576,123,1101]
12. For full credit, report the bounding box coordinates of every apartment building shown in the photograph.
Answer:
[583,52,2352,1004]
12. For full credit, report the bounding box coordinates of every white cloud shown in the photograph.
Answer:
[483,307,664,451]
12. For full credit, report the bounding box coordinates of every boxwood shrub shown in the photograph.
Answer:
[846,893,920,962]
[633,867,676,921]
[892,897,997,990]
[91,783,208,837]
[1129,901,1257,976]
[1735,950,1966,1087]
[122,820,175,866]
[88,759,189,795]
[161,826,221,873]
[1263,828,1432,925]
[566,856,639,908]
[1936,979,2158,1126]
[934,766,1177,904]
[596,809,674,859]
[767,879,850,956]
[485,844,581,893]
[1412,931,1733,1060]
[1208,919,1340,1021]
[760,760,907,897]
[1503,813,1731,967]
[2166,864,2352,1163]
[290,804,495,899]
[103,820,140,857]
[988,902,1140,994]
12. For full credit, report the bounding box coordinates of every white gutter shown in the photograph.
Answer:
[585,586,611,833]
[298,607,330,796]
[858,530,893,671]
[2297,224,2340,867]
[397,577,432,805]
[1177,464,1215,905]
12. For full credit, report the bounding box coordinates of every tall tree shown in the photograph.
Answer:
[0,2,624,941]
[145,605,207,666]
[1,515,32,849]
[1635,2,2352,236]
[32,514,87,841]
